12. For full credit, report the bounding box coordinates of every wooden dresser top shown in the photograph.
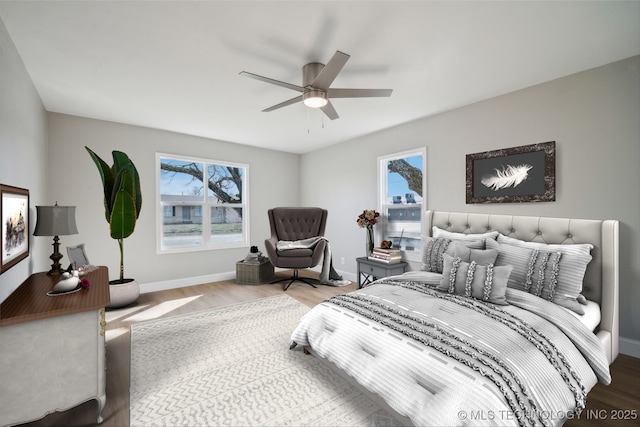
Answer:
[0,266,110,327]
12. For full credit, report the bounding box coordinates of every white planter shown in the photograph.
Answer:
[107,278,139,309]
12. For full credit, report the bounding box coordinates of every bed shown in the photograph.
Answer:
[290,210,619,427]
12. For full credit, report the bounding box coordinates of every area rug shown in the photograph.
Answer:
[130,295,399,426]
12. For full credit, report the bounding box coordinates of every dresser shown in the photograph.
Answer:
[0,267,110,426]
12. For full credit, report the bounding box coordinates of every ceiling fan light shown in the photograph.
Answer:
[303,90,328,108]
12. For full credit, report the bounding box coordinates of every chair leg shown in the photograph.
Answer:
[272,269,318,291]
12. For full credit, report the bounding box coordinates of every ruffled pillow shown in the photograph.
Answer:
[486,239,591,314]
[436,253,512,305]
[421,236,484,273]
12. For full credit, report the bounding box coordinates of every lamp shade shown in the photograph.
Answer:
[33,205,78,236]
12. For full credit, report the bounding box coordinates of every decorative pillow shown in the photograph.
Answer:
[486,239,592,314]
[421,236,485,273]
[436,253,511,305]
[433,226,499,242]
[497,233,593,255]
[454,246,499,266]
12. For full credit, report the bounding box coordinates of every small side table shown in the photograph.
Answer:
[236,259,274,284]
[356,257,408,289]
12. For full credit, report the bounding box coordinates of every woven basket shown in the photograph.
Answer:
[236,259,274,284]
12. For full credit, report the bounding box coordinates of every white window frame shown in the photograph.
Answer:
[156,152,249,254]
[377,147,427,263]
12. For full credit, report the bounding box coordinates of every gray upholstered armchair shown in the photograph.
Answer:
[264,207,328,290]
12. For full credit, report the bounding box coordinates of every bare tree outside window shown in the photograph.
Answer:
[378,148,427,262]
[158,154,248,252]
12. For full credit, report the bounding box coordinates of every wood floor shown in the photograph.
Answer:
[19,271,640,427]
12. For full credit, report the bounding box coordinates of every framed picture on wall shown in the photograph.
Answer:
[466,141,556,204]
[1,184,29,274]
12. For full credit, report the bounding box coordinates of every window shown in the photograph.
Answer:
[378,148,427,262]
[157,153,248,253]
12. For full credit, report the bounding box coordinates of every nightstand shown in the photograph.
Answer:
[356,257,408,288]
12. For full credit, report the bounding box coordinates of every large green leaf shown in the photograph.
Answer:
[110,187,137,240]
[85,146,115,223]
[112,151,142,218]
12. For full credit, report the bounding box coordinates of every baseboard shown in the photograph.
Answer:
[620,336,640,358]
[139,271,236,294]
[140,267,358,295]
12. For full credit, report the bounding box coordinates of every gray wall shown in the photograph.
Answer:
[45,113,301,288]
[301,56,640,353]
[0,18,48,302]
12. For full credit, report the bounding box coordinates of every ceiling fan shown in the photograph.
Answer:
[240,51,392,120]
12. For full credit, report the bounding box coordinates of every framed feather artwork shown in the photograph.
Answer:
[466,141,555,204]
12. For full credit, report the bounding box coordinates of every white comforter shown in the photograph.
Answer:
[290,276,610,427]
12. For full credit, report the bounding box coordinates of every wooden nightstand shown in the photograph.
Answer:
[356,257,408,288]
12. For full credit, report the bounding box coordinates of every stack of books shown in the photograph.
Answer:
[368,248,402,264]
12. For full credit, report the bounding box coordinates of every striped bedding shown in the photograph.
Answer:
[290,278,611,427]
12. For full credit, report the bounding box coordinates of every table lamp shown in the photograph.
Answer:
[33,203,78,275]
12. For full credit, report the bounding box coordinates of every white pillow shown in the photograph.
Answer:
[433,226,499,242]
[497,233,593,255]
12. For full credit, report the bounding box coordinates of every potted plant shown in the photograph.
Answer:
[86,147,142,308]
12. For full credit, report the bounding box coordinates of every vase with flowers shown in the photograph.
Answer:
[357,209,380,255]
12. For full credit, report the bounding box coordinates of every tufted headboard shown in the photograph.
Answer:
[426,210,619,363]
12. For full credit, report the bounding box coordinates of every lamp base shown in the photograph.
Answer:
[47,235,65,276]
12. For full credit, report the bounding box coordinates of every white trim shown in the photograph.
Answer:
[138,267,358,295]
[619,336,640,358]
[155,152,249,254]
[139,271,236,294]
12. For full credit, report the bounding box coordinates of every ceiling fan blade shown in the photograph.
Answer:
[328,88,393,98]
[262,95,304,112]
[240,71,304,93]
[310,51,350,90]
[321,100,339,120]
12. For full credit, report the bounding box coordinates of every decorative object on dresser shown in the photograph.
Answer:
[86,147,142,308]
[67,243,90,270]
[466,141,556,204]
[0,266,110,426]
[33,203,78,275]
[0,184,29,274]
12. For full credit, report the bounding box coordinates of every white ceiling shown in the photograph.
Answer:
[1,1,638,154]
